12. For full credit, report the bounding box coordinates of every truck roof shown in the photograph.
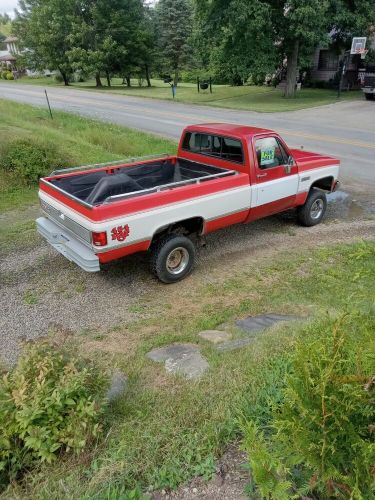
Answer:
[185,123,275,139]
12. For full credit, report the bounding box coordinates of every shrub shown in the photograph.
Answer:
[242,312,375,498]
[2,71,9,80]
[6,72,14,80]
[0,138,68,183]
[54,72,64,83]
[0,344,107,486]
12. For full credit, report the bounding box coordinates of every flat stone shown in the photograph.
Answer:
[216,337,254,352]
[106,370,128,402]
[198,330,232,344]
[147,343,208,379]
[236,313,299,333]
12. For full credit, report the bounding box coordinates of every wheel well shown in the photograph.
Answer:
[310,176,334,192]
[152,217,204,242]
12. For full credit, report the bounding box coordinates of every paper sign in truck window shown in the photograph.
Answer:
[260,148,275,166]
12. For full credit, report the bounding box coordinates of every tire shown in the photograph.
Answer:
[297,188,327,227]
[365,93,374,101]
[150,233,196,283]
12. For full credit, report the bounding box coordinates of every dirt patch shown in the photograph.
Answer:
[152,444,250,500]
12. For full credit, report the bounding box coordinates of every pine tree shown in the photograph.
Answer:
[156,0,193,86]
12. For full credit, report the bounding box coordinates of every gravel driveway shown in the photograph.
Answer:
[1,178,374,366]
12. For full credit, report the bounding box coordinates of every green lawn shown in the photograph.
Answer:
[3,240,374,499]
[2,76,362,112]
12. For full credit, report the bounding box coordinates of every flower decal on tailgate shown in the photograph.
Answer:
[111,224,130,242]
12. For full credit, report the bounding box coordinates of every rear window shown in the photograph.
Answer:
[182,132,243,164]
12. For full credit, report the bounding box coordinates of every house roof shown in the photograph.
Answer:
[0,53,16,61]
[4,36,18,43]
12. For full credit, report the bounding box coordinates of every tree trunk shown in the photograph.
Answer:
[173,69,179,87]
[285,40,299,98]
[105,70,111,87]
[145,64,151,87]
[126,75,131,87]
[95,72,102,87]
[59,68,69,86]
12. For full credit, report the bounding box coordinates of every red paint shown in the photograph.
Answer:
[290,149,339,172]
[204,209,250,233]
[295,192,309,206]
[97,240,150,263]
[111,224,130,242]
[245,196,296,222]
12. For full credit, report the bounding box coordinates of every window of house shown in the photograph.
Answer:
[182,132,243,164]
[318,50,339,71]
[254,137,288,169]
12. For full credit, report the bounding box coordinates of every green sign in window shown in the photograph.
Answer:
[260,148,275,165]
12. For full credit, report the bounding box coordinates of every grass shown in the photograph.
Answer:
[2,240,374,498]
[1,76,362,112]
[0,98,176,216]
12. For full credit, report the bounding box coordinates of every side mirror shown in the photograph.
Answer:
[287,155,295,166]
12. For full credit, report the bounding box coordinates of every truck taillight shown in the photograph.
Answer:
[92,231,107,247]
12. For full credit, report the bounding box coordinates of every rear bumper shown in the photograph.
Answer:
[36,217,100,272]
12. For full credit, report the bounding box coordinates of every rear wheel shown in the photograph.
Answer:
[150,233,196,283]
[365,93,374,100]
[297,188,327,227]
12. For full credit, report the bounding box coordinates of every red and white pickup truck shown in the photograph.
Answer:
[37,123,339,283]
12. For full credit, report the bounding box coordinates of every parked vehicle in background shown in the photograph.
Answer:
[37,123,340,283]
[362,64,375,100]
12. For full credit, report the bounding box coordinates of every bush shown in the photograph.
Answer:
[0,138,68,183]
[54,72,64,83]
[242,312,375,498]
[0,344,107,486]
[6,72,14,80]
[2,71,9,80]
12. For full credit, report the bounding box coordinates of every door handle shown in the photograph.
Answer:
[257,173,268,178]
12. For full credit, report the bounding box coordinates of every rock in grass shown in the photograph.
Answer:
[147,343,209,380]
[198,330,232,344]
[106,370,128,402]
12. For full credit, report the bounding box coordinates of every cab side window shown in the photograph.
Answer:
[255,137,288,169]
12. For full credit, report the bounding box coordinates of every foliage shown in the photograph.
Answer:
[0,138,68,183]
[6,72,14,80]
[155,0,194,86]
[0,343,107,487]
[195,0,277,86]
[14,0,75,85]
[242,309,375,498]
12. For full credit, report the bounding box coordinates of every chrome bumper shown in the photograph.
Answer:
[36,217,100,272]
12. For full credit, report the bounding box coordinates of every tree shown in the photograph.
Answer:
[67,0,145,87]
[0,13,11,24]
[273,0,330,97]
[195,0,277,86]
[14,0,75,85]
[156,0,193,86]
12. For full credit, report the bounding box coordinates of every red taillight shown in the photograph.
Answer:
[92,231,107,247]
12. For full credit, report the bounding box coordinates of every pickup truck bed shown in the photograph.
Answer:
[49,158,234,205]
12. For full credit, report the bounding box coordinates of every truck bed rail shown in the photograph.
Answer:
[49,153,170,176]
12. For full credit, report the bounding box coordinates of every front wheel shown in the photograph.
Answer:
[150,233,196,283]
[297,188,327,227]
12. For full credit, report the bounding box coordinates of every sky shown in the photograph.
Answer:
[1,0,19,17]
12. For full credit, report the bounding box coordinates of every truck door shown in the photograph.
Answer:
[251,135,298,216]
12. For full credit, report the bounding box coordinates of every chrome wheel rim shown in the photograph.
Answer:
[166,247,189,275]
[310,199,324,219]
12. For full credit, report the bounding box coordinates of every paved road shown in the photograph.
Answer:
[0,83,374,182]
